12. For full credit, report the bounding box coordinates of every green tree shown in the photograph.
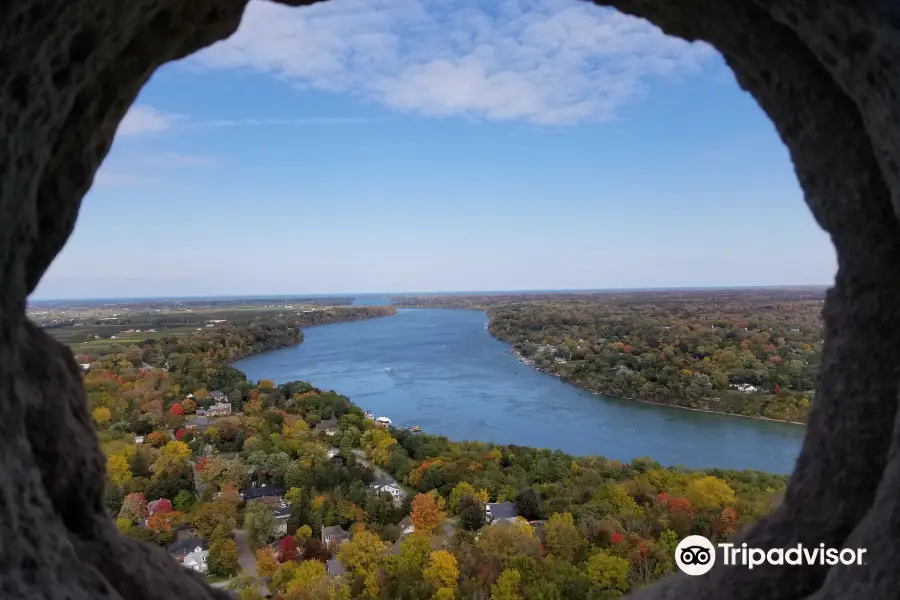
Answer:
[492,568,522,600]
[584,552,629,597]
[244,501,277,549]
[208,538,240,577]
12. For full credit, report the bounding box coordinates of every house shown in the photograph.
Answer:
[370,480,405,506]
[321,525,351,548]
[209,390,227,403]
[195,409,207,417]
[326,448,340,459]
[183,549,209,573]
[484,502,519,525]
[168,538,209,562]
[326,558,345,576]
[134,435,145,444]
[148,498,173,516]
[397,516,415,537]
[240,483,284,501]
[315,416,340,436]
[206,402,232,417]
[272,501,291,536]
[80,363,91,371]
[330,453,347,467]
[730,383,759,393]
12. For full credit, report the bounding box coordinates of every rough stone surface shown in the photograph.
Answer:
[0,0,897,598]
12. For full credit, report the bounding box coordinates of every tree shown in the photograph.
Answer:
[146,431,166,447]
[449,482,488,514]
[160,440,191,463]
[170,402,185,416]
[208,538,240,577]
[152,498,173,514]
[192,499,237,539]
[584,552,630,595]
[256,547,278,579]
[685,476,736,511]
[182,398,197,414]
[244,501,278,549]
[491,568,522,600]
[411,493,444,534]
[278,535,300,563]
[119,492,148,522]
[92,406,111,425]
[295,524,312,545]
[423,550,459,593]
[458,494,485,531]
[515,488,541,521]
[337,529,385,574]
[107,452,133,489]
[173,490,195,512]
[544,512,587,563]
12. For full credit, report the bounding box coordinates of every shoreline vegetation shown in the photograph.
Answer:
[393,289,824,425]
[505,337,805,426]
[73,307,788,599]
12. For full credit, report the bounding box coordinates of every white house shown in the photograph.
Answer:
[371,480,405,506]
[134,436,145,444]
[326,448,339,459]
[730,383,759,393]
[272,501,291,536]
[183,549,208,574]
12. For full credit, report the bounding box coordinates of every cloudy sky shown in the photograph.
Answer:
[34,0,836,299]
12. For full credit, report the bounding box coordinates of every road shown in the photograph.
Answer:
[232,530,257,577]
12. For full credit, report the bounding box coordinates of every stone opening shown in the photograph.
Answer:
[0,1,898,599]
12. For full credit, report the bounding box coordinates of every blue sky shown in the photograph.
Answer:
[34,0,836,300]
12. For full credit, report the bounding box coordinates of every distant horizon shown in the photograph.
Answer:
[28,283,830,304]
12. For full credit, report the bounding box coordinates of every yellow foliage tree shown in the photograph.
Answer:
[160,440,191,463]
[107,452,133,488]
[491,568,522,600]
[544,512,587,562]
[337,530,385,575]
[449,482,489,514]
[256,548,278,579]
[685,476,736,511]
[585,551,630,594]
[92,406,111,425]
[423,550,459,592]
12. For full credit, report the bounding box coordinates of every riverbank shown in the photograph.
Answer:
[489,318,808,427]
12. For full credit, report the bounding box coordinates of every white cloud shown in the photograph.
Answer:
[116,105,182,136]
[190,0,716,125]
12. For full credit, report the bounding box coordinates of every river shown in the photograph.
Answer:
[234,308,805,474]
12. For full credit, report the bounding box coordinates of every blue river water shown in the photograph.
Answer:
[234,308,805,474]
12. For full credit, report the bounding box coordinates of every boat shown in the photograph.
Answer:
[411,426,422,433]
[375,416,393,427]
[364,411,374,420]
[403,424,412,430]
[384,366,392,373]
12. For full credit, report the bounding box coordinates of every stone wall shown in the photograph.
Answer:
[0,0,896,598]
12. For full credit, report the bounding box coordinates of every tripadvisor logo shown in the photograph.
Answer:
[676,535,716,576]
[675,535,868,576]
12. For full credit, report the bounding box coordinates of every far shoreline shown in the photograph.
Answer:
[478,312,808,428]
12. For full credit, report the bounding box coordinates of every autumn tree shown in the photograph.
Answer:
[92,406,111,425]
[192,499,237,539]
[585,551,630,596]
[491,568,522,600]
[182,398,197,414]
[423,550,459,595]
[278,535,300,563]
[685,476,736,511]
[411,493,444,534]
[544,512,587,563]
[107,452,133,489]
[146,431,166,447]
[337,529,385,575]
[119,492,148,522]
[170,402,185,416]
[449,482,489,514]
[208,538,240,577]
[256,547,279,579]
